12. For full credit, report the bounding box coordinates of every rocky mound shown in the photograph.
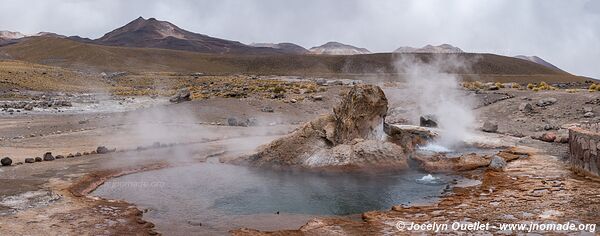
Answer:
[235,84,407,169]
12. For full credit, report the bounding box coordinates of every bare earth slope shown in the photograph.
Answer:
[0,37,587,83]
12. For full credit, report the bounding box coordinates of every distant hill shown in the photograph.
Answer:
[95,17,280,54]
[0,30,26,40]
[395,44,463,53]
[0,31,24,46]
[0,30,68,46]
[514,55,564,72]
[32,32,66,38]
[250,42,308,54]
[309,42,371,55]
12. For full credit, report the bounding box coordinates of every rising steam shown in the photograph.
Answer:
[393,54,476,149]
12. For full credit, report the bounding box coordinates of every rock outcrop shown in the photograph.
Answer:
[236,84,408,169]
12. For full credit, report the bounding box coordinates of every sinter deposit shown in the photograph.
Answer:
[236,84,408,169]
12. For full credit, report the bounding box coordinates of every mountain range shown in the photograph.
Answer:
[0,17,569,74]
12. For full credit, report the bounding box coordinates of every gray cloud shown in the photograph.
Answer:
[1,0,599,79]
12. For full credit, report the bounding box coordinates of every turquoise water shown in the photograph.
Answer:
[93,162,452,234]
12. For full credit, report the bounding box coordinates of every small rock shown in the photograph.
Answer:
[227,117,240,126]
[43,152,55,161]
[482,121,498,133]
[169,88,192,103]
[583,107,593,113]
[536,98,557,107]
[488,155,507,171]
[260,106,274,113]
[24,103,33,111]
[25,158,35,163]
[315,78,327,86]
[66,154,74,158]
[1,157,12,166]
[83,152,89,155]
[75,152,82,157]
[584,112,595,118]
[96,146,110,154]
[519,103,533,113]
[187,220,202,226]
[555,135,569,143]
[290,99,297,103]
[270,93,285,99]
[540,132,557,142]
[34,157,42,162]
[55,155,65,159]
[419,115,438,128]
[311,95,324,101]
[487,85,499,90]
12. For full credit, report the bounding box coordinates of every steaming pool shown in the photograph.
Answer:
[93,162,462,234]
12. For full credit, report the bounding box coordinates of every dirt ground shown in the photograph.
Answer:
[1,79,599,235]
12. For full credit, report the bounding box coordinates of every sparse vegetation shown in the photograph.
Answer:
[526,81,558,91]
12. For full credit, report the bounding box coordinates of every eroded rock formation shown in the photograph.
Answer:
[236,84,408,169]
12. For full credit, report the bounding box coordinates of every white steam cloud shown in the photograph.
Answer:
[394,55,476,148]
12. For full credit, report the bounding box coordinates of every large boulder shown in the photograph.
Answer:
[236,84,407,169]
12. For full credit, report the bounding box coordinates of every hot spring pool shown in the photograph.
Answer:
[93,162,457,234]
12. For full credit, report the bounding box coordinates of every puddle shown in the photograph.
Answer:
[93,162,464,234]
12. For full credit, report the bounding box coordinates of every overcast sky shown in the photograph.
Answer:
[1,0,599,79]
